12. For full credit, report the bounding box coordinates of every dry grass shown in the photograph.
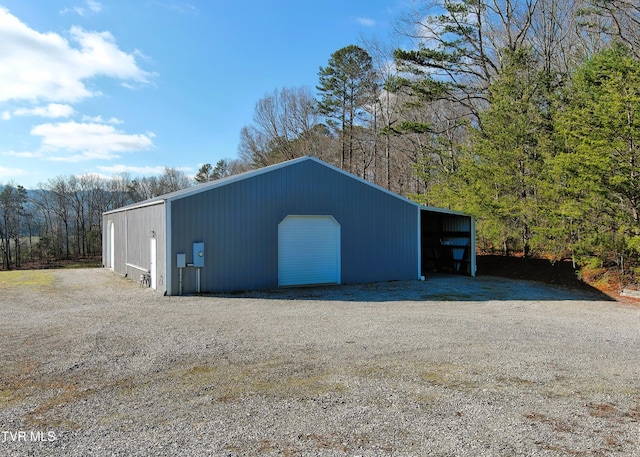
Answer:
[172,358,347,403]
[421,364,475,390]
[525,412,574,433]
[0,270,55,288]
[0,388,20,408]
[0,355,136,430]
[586,402,640,423]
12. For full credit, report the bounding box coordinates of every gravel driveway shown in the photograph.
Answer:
[1,268,639,456]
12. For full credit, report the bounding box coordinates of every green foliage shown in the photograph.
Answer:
[416,48,559,256]
[406,37,640,268]
[195,160,230,183]
[194,163,214,183]
[393,0,497,113]
[476,50,557,256]
[555,43,640,262]
[317,45,377,121]
[317,45,378,171]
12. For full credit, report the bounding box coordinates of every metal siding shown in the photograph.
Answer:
[171,175,279,293]
[102,203,166,293]
[442,217,471,232]
[105,214,116,271]
[103,211,127,274]
[169,159,418,293]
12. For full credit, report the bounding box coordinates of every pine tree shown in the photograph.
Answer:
[555,43,640,262]
[317,45,378,172]
[470,48,555,256]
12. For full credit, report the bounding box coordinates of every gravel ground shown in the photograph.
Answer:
[1,268,639,456]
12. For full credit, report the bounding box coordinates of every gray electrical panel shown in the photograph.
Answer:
[176,253,186,268]
[193,242,205,267]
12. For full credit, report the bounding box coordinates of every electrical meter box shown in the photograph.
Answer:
[176,253,186,268]
[193,242,205,267]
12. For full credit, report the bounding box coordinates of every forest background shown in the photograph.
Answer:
[2,0,639,289]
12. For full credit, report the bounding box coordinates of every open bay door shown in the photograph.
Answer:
[420,208,476,276]
[278,215,340,287]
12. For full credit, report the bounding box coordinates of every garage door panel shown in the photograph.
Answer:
[278,216,340,286]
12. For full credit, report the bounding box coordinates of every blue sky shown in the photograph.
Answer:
[0,0,409,188]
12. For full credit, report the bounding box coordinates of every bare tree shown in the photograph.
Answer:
[159,167,191,193]
[580,0,640,59]
[105,173,134,210]
[126,168,190,202]
[79,174,109,256]
[362,36,405,189]
[239,87,324,168]
[47,177,73,259]
[0,183,27,269]
[393,0,541,119]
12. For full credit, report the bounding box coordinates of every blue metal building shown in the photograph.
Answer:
[103,156,475,295]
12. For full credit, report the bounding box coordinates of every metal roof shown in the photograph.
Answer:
[103,156,472,218]
[104,156,307,214]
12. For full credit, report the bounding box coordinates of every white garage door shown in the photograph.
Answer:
[278,215,340,287]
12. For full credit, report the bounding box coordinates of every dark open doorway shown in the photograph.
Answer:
[420,209,475,276]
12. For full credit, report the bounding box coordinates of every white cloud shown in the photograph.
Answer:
[0,166,28,179]
[0,7,153,103]
[1,111,10,120]
[13,103,75,118]
[48,151,120,162]
[87,0,102,13]
[81,114,124,124]
[356,17,376,27]
[30,121,154,162]
[97,164,167,175]
[169,2,199,15]
[86,0,103,13]
[2,150,44,159]
[61,1,103,17]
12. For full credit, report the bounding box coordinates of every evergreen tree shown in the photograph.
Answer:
[555,44,640,262]
[195,164,214,183]
[469,48,556,257]
[317,45,378,172]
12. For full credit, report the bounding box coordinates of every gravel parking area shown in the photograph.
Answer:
[1,268,639,456]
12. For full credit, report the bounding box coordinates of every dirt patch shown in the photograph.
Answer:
[477,254,640,304]
[478,255,586,288]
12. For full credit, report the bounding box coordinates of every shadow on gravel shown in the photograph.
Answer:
[214,274,613,303]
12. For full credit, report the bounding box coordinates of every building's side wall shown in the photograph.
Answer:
[102,202,167,293]
[103,211,126,272]
[169,159,418,293]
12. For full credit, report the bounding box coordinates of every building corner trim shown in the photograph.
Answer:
[165,201,173,296]
[417,206,422,280]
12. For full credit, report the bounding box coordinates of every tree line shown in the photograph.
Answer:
[391,0,640,271]
[237,0,640,272]
[0,170,184,269]
[2,0,639,274]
